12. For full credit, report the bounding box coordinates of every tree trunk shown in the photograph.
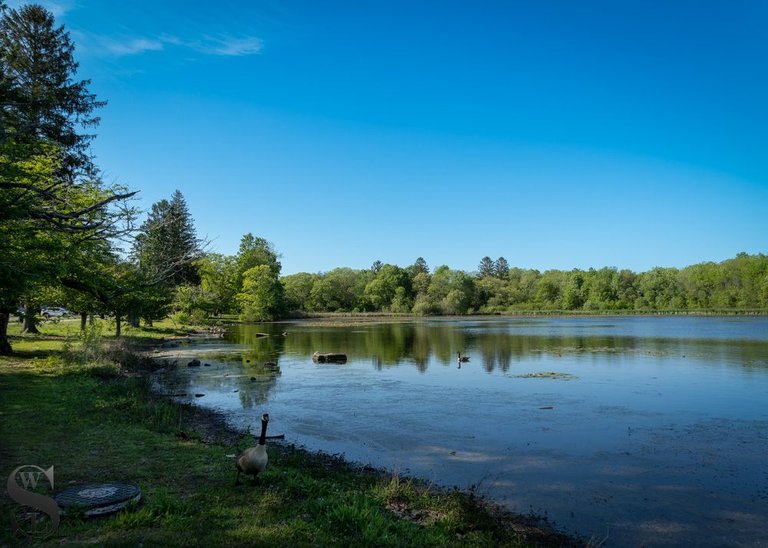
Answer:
[115,316,122,337]
[21,302,40,334]
[80,311,87,331]
[0,312,12,355]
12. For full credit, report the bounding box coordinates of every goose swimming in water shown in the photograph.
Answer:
[457,352,470,363]
[235,413,269,486]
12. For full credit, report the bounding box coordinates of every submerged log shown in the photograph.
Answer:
[312,351,348,364]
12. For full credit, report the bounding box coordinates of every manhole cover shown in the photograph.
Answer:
[54,483,141,517]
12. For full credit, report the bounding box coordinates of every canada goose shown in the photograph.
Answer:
[235,413,269,486]
[457,352,470,363]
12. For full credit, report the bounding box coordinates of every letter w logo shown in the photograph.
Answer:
[18,471,44,490]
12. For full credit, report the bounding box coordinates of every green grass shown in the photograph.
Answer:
[0,329,576,546]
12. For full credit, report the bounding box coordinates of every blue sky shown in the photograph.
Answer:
[10,0,768,274]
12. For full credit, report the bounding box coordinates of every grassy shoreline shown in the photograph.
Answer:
[0,323,582,546]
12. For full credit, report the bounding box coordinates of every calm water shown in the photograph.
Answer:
[152,316,768,546]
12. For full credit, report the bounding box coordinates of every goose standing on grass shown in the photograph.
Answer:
[235,413,269,486]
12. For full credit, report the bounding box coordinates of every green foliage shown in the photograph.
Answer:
[0,3,104,175]
[428,266,476,314]
[390,286,413,313]
[270,253,768,316]
[90,257,169,332]
[170,310,192,326]
[0,142,63,303]
[494,257,510,279]
[535,270,564,308]
[309,267,368,312]
[364,264,412,311]
[409,257,430,277]
[561,271,585,310]
[233,233,284,318]
[237,265,285,321]
[198,253,238,314]
[173,284,212,318]
[0,4,137,352]
[77,322,105,364]
[476,276,507,310]
[236,233,281,280]
[412,271,431,297]
[133,190,201,287]
[282,272,317,312]
[637,267,684,310]
[412,293,441,316]
[478,256,495,278]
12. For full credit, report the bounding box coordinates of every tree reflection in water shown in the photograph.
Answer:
[225,318,768,374]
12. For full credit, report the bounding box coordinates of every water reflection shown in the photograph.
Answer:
[226,318,768,374]
[152,344,281,409]
[154,316,768,546]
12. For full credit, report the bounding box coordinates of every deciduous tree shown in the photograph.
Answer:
[237,265,284,321]
[198,253,238,315]
[309,268,365,312]
[364,264,412,311]
[282,272,317,312]
[0,4,135,353]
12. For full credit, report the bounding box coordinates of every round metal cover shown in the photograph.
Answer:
[55,483,141,517]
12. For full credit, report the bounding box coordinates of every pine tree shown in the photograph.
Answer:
[0,3,104,177]
[494,257,509,279]
[478,256,495,278]
[410,257,429,276]
[133,190,201,287]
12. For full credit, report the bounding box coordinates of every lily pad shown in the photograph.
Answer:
[515,372,577,380]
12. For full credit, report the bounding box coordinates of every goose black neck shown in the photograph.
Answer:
[258,418,268,445]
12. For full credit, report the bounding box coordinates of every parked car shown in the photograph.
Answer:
[40,306,70,318]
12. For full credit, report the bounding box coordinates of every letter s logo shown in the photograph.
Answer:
[7,465,60,538]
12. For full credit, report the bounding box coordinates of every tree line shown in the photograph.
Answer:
[163,245,768,322]
[281,253,768,315]
[232,252,766,318]
[1,3,765,356]
[166,245,768,321]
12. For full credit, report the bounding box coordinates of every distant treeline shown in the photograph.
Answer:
[275,253,768,317]
[139,223,768,324]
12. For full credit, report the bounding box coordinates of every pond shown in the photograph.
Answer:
[152,316,768,546]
